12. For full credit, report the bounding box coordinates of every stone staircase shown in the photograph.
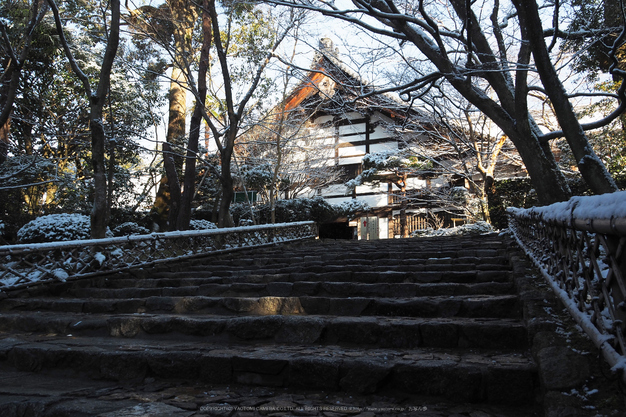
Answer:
[0,234,542,416]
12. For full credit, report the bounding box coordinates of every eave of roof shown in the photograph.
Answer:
[281,51,429,123]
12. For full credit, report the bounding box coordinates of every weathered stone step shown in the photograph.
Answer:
[61,281,515,299]
[187,254,510,270]
[162,261,511,275]
[203,241,503,252]
[0,312,528,350]
[0,368,542,417]
[186,255,511,268]
[0,294,520,318]
[0,334,537,404]
[93,269,511,289]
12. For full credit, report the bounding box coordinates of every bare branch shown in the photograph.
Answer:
[46,0,93,98]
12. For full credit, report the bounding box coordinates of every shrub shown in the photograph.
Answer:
[112,222,150,236]
[189,219,218,230]
[231,197,339,225]
[17,214,92,243]
[334,200,370,220]
[17,214,115,243]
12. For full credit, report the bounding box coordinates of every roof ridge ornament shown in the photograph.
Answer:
[312,37,340,67]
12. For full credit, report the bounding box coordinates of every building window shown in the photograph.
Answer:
[341,163,363,181]
[232,191,258,204]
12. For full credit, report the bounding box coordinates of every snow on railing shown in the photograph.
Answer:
[508,192,626,382]
[0,221,317,291]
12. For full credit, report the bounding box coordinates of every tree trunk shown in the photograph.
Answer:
[163,142,181,229]
[513,0,618,195]
[270,187,276,224]
[177,2,211,230]
[152,72,186,230]
[0,118,9,165]
[90,113,108,238]
[106,136,115,222]
[166,67,188,172]
[215,124,238,228]
[0,61,12,165]
[152,0,196,230]
[89,0,120,238]
[475,135,507,223]
[218,133,235,227]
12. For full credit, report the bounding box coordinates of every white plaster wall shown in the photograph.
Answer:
[338,123,366,136]
[358,194,388,207]
[355,183,385,194]
[320,184,348,196]
[325,196,354,206]
[406,177,427,189]
[369,125,393,140]
[370,142,398,153]
[338,134,365,144]
[344,112,362,120]
[314,115,334,124]
[431,176,447,187]
[338,156,363,165]
[339,146,366,157]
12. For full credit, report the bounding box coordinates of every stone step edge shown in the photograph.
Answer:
[145,270,512,281]
[78,271,513,288]
[0,294,522,319]
[166,263,512,273]
[62,281,516,299]
[0,336,537,405]
[0,313,529,350]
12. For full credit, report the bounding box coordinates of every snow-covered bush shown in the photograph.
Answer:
[18,214,92,243]
[238,219,255,226]
[112,222,150,236]
[0,220,6,245]
[189,219,218,230]
[239,163,273,191]
[411,221,495,238]
[334,200,370,220]
[230,197,337,225]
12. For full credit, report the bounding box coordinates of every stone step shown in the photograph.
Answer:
[0,368,542,417]
[0,334,537,405]
[86,269,511,289]
[188,253,510,268]
[60,281,515,299]
[0,312,528,350]
[158,262,511,275]
[0,294,521,318]
[184,255,511,268]
[0,235,540,412]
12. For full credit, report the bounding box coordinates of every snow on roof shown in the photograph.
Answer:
[285,38,430,123]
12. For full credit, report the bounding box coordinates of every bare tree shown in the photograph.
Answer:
[47,0,120,238]
[401,90,521,223]
[176,0,211,230]
[196,2,302,227]
[268,0,624,204]
[0,0,49,165]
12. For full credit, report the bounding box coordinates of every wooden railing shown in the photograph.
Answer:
[508,192,626,382]
[0,221,317,291]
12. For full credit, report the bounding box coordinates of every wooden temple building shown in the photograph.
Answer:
[244,38,525,239]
